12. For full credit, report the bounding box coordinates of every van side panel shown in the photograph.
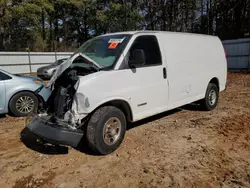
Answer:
[76,32,227,123]
[159,33,227,108]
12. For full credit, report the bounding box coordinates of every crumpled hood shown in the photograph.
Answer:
[48,53,102,87]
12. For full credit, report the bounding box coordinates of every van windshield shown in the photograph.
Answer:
[76,34,131,68]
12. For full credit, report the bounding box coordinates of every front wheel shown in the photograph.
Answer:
[200,83,219,111]
[9,92,38,117]
[86,106,126,155]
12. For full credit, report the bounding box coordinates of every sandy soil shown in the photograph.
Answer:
[0,73,250,188]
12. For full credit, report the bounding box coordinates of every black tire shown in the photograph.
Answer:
[86,106,126,155]
[200,83,219,111]
[9,91,38,117]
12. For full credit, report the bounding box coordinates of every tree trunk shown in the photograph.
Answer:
[206,0,214,35]
[201,0,204,28]
[209,0,214,35]
[42,9,46,41]
[0,32,4,50]
[161,1,166,31]
[149,3,155,30]
[49,18,54,52]
[84,8,88,42]
[234,1,243,38]
[185,2,189,32]
[168,0,174,31]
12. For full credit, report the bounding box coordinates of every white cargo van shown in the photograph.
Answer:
[26,31,227,155]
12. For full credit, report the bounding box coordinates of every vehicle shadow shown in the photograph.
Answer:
[20,127,69,155]
[127,103,203,130]
[127,108,182,130]
[0,114,6,119]
[76,137,100,156]
[19,103,203,156]
[181,103,203,111]
[20,127,97,156]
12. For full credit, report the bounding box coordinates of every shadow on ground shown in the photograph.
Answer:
[20,127,69,155]
[76,138,101,156]
[182,102,204,111]
[19,103,203,155]
[20,127,98,156]
[127,103,203,130]
[0,114,6,119]
[127,108,182,130]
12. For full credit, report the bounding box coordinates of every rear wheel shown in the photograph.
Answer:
[9,92,38,117]
[200,83,219,111]
[86,106,126,155]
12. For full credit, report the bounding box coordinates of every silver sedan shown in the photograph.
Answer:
[37,58,67,80]
[0,69,51,117]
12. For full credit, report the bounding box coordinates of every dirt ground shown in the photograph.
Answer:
[0,73,250,188]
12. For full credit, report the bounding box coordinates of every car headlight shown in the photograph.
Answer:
[34,80,44,85]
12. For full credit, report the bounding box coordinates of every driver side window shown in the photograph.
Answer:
[128,35,162,67]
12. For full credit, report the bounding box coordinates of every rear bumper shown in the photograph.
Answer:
[26,116,83,147]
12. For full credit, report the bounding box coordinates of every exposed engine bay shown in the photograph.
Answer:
[40,55,99,129]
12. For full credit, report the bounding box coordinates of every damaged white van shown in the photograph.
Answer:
[26,31,227,155]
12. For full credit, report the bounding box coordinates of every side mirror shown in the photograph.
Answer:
[128,49,146,67]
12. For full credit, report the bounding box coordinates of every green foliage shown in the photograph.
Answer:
[0,0,249,51]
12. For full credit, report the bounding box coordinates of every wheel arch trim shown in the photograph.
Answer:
[89,98,134,122]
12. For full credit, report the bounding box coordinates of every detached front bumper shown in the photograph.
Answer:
[26,116,83,147]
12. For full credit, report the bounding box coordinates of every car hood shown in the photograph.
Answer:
[38,64,57,71]
[14,75,42,82]
[48,53,101,87]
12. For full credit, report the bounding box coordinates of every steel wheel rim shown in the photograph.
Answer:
[208,89,217,106]
[16,96,35,114]
[103,117,122,145]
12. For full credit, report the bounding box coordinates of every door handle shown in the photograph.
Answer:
[163,67,167,79]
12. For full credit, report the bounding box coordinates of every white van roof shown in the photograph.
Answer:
[101,30,218,39]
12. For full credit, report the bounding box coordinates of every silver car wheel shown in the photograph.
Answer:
[16,96,35,114]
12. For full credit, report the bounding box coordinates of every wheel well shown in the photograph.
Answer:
[100,100,133,122]
[209,77,220,91]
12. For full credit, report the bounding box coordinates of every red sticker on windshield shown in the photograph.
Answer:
[108,42,119,49]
